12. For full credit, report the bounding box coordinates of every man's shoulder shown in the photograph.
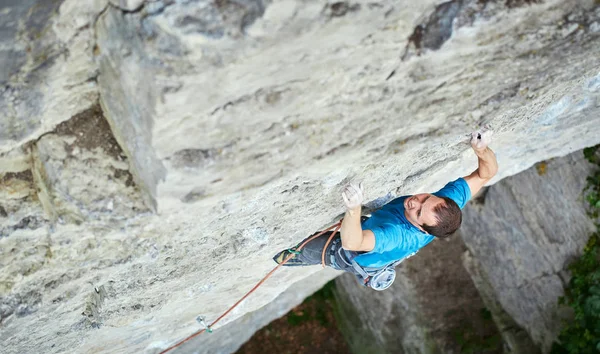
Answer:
[433,177,471,209]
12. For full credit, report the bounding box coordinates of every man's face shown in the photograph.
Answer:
[404,193,445,232]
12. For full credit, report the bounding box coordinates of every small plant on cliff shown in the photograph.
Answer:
[551,233,600,354]
[584,146,600,218]
[551,145,600,354]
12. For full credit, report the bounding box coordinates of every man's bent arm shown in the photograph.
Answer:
[473,147,498,180]
[340,207,375,251]
[464,131,498,196]
[340,183,375,252]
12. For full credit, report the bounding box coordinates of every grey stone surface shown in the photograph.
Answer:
[0,0,35,85]
[0,0,101,151]
[95,0,600,215]
[33,104,148,224]
[0,0,599,353]
[335,268,436,354]
[95,5,166,210]
[462,250,539,354]
[460,152,597,352]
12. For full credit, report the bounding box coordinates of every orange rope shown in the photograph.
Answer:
[159,220,343,354]
[321,223,342,267]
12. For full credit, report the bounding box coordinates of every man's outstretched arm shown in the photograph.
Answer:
[464,130,498,197]
[340,183,375,252]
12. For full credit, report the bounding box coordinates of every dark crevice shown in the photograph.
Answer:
[0,290,42,323]
[12,215,44,231]
[168,144,235,170]
[315,143,351,160]
[325,2,361,18]
[1,170,34,184]
[209,81,305,116]
[471,186,490,205]
[503,0,542,8]
[108,0,147,14]
[401,0,546,61]
[182,188,207,203]
[170,0,266,38]
[385,70,396,81]
[402,0,465,61]
[0,216,45,237]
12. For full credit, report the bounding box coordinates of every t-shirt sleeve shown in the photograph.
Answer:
[369,223,419,254]
[433,177,472,209]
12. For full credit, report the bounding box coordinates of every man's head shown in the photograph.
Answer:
[404,194,462,238]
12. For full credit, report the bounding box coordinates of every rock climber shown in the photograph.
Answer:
[273,130,498,290]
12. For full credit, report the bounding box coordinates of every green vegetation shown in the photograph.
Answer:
[584,146,600,218]
[452,308,502,354]
[551,145,600,354]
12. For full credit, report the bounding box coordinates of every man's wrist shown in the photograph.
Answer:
[346,206,361,215]
[473,147,489,157]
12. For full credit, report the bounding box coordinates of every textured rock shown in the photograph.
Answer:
[462,250,539,354]
[33,104,147,224]
[0,0,600,353]
[335,268,436,353]
[0,0,104,151]
[95,0,600,214]
[459,152,597,352]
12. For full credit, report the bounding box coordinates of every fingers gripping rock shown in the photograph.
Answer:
[470,129,493,151]
[342,182,364,209]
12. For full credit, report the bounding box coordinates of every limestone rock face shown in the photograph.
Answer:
[460,152,597,352]
[0,0,103,151]
[0,0,600,353]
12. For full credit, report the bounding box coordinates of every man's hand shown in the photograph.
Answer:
[470,129,493,153]
[342,183,364,210]
[464,128,498,197]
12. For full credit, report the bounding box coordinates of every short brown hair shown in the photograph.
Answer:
[422,197,462,238]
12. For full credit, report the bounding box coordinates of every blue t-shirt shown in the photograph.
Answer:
[353,178,471,268]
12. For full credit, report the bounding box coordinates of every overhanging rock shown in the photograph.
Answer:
[95,0,600,215]
[1,0,600,353]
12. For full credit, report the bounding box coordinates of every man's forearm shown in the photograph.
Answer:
[475,147,498,179]
[340,207,364,250]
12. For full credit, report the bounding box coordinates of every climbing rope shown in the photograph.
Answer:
[321,228,339,267]
[158,220,343,354]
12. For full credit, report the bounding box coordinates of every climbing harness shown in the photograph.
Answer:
[349,258,405,291]
[158,221,343,354]
[327,236,414,291]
